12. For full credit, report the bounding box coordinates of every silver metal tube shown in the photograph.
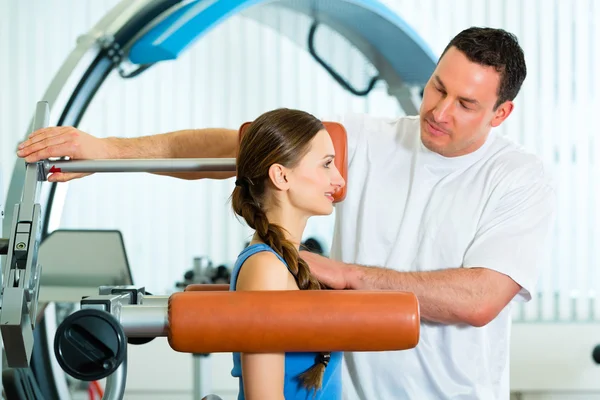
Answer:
[140,295,169,307]
[118,305,168,337]
[46,158,236,173]
[103,355,127,400]
[194,355,201,400]
[193,354,212,400]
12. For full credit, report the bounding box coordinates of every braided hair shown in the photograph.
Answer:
[231,108,330,393]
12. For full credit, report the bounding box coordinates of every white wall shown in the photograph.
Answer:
[2,0,600,399]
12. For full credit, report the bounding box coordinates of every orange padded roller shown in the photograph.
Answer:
[239,121,347,202]
[167,290,419,353]
[185,284,229,292]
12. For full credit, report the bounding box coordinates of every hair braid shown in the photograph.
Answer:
[232,184,330,394]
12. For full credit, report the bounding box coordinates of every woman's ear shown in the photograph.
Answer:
[268,163,290,191]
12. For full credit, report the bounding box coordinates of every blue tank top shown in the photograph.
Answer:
[229,243,342,400]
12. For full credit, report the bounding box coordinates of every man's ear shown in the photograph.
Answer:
[490,100,514,128]
[268,163,290,191]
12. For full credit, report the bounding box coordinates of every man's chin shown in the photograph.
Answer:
[420,130,448,154]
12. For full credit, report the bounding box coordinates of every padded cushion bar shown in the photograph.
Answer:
[239,121,348,202]
[185,284,229,292]
[168,291,419,353]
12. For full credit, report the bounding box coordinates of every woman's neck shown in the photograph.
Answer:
[257,204,307,248]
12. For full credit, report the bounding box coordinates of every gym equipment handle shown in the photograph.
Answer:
[43,158,236,174]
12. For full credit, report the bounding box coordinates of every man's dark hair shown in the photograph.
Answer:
[440,27,527,109]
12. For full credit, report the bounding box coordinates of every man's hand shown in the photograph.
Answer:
[17,126,111,182]
[299,251,352,290]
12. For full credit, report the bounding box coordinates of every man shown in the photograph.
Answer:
[18,27,555,399]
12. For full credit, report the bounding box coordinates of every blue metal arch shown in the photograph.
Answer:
[129,0,264,64]
[127,0,437,100]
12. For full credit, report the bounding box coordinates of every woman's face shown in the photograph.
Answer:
[284,129,345,216]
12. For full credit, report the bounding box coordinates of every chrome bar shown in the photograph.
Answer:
[45,158,236,174]
[140,295,169,306]
[118,305,168,337]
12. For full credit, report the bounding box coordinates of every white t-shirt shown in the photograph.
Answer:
[329,113,555,400]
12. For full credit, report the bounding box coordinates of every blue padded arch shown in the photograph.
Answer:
[128,0,436,83]
[127,0,437,112]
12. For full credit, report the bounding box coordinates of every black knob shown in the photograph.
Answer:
[593,345,600,364]
[54,308,126,381]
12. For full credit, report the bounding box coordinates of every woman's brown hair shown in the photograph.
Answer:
[231,108,330,393]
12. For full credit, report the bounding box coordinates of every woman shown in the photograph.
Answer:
[230,108,346,400]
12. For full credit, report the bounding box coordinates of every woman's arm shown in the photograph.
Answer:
[235,251,291,400]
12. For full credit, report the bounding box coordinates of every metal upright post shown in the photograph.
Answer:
[193,353,212,400]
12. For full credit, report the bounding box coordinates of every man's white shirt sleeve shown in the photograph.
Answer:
[462,160,556,301]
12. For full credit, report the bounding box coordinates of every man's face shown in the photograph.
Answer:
[419,46,513,157]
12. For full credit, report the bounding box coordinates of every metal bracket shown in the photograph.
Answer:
[82,286,146,314]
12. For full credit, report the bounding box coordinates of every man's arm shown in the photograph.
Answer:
[301,252,520,327]
[349,264,520,326]
[17,126,238,181]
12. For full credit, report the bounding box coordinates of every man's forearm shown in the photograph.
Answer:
[348,265,495,326]
[106,128,238,179]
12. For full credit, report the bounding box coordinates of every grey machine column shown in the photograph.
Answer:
[0,101,49,368]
